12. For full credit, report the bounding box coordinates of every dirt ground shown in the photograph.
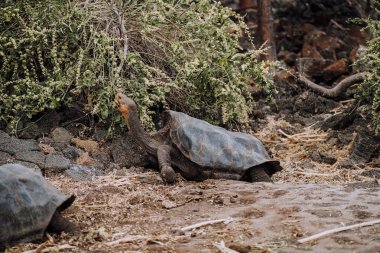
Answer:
[5,168,380,253]
[4,116,380,253]
[3,1,380,253]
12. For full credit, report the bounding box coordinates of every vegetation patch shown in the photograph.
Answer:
[0,0,274,131]
[354,1,380,133]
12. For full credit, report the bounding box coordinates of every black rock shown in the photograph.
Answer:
[337,159,355,169]
[62,145,83,161]
[311,151,337,164]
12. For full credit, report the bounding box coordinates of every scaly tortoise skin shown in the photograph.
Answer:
[0,164,77,249]
[115,93,282,183]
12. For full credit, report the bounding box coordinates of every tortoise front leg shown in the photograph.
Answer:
[157,145,176,183]
[247,166,272,182]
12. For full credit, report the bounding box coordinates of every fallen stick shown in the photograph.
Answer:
[298,219,380,243]
[180,218,233,232]
[293,171,334,177]
[106,235,148,246]
[22,244,76,253]
[214,241,239,253]
[298,72,369,98]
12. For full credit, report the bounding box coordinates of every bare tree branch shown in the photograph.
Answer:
[298,72,369,98]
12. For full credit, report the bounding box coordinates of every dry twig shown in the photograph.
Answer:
[22,244,76,253]
[298,219,380,243]
[106,235,148,246]
[214,241,239,253]
[180,218,233,232]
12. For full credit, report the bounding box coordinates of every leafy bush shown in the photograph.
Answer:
[0,0,274,131]
[354,2,380,133]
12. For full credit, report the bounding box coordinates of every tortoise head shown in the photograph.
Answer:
[115,93,137,125]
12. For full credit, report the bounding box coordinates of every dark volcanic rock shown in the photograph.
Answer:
[15,151,45,168]
[294,91,339,115]
[65,164,102,181]
[36,110,61,134]
[62,145,83,160]
[0,151,11,164]
[45,154,70,173]
[18,122,42,139]
[311,151,337,165]
[0,130,40,155]
[337,159,355,169]
[350,132,380,164]
[296,57,329,78]
[361,170,380,179]
[92,151,110,165]
[51,127,73,150]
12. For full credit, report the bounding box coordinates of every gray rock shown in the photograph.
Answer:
[0,131,39,155]
[15,151,45,168]
[361,170,380,179]
[92,151,110,165]
[0,130,10,140]
[62,145,83,160]
[337,159,355,169]
[51,127,73,150]
[349,133,380,164]
[311,151,337,165]
[65,164,102,181]
[45,154,70,173]
[0,151,12,163]
[93,128,108,142]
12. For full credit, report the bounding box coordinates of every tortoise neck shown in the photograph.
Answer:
[126,110,158,155]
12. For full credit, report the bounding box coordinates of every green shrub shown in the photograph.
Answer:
[354,2,380,133]
[0,0,274,131]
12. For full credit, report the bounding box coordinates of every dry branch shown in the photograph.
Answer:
[298,219,380,243]
[298,72,369,98]
[180,218,233,232]
[214,241,240,253]
[22,244,76,253]
[106,235,148,246]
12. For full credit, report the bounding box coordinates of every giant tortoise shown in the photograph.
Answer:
[0,164,78,249]
[115,93,282,183]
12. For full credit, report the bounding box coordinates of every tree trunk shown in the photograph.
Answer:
[257,0,276,61]
[239,0,256,10]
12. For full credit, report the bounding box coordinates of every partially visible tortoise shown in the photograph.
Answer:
[115,93,283,183]
[0,164,78,250]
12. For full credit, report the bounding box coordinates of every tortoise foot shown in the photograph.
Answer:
[47,211,79,234]
[249,167,272,182]
[161,165,176,184]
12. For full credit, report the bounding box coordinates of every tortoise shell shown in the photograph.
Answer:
[164,111,282,175]
[0,164,74,248]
